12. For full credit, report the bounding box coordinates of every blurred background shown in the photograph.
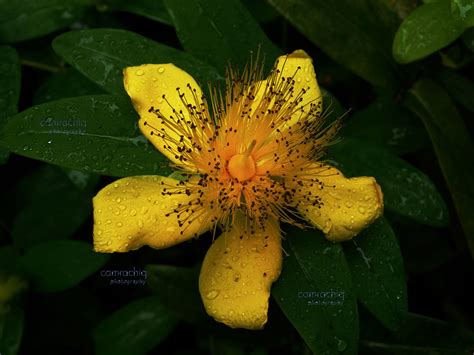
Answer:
[0,0,474,354]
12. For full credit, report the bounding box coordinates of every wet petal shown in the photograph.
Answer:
[298,164,384,242]
[123,64,206,168]
[199,217,282,329]
[276,49,322,123]
[93,176,212,252]
[247,50,322,136]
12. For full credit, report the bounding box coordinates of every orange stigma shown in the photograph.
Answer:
[228,154,256,181]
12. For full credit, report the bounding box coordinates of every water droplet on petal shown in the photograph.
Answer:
[135,69,144,76]
[358,206,366,214]
[116,222,122,227]
[206,290,219,300]
[158,66,165,73]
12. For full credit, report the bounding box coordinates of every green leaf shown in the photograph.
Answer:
[0,246,21,275]
[242,0,280,23]
[360,312,474,354]
[343,218,407,331]
[451,0,474,27]
[0,306,24,355]
[462,27,474,51]
[0,46,20,125]
[20,240,109,292]
[0,95,171,177]
[52,29,223,95]
[438,70,474,112]
[393,1,465,64]
[100,0,172,25]
[0,0,92,43]
[342,99,430,154]
[405,79,474,257]
[273,228,358,355]
[146,264,206,323]
[94,296,179,355]
[11,165,93,249]
[0,45,20,164]
[34,68,105,105]
[164,0,281,71]
[268,0,401,89]
[328,138,449,227]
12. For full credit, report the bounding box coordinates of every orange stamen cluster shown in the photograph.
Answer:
[143,56,340,234]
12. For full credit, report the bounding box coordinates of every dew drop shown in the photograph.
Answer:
[345,201,353,208]
[106,219,112,224]
[116,197,121,203]
[130,209,137,216]
[158,66,165,73]
[113,183,119,188]
[135,69,144,76]
[116,222,122,227]
[137,220,144,228]
[358,206,366,214]
[334,337,347,352]
[206,290,219,300]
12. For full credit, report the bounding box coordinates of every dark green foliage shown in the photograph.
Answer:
[0,0,473,354]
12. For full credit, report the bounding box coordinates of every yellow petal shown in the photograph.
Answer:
[275,49,322,126]
[93,176,212,252]
[248,50,322,130]
[298,164,384,242]
[199,217,282,329]
[123,64,205,168]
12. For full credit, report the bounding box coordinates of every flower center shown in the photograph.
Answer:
[227,154,256,181]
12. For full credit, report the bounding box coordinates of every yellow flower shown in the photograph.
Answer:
[92,50,383,330]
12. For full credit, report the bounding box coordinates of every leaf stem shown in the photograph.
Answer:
[21,59,64,73]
